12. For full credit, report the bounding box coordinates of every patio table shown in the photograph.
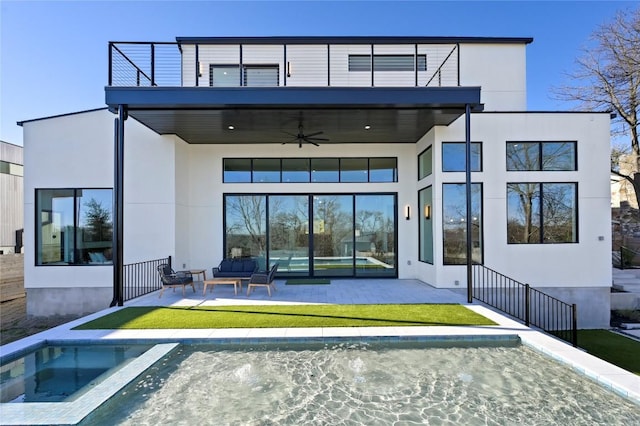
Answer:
[203,278,242,296]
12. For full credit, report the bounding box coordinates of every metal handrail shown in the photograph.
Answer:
[108,41,460,88]
[123,255,171,301]
[472,263,577,347]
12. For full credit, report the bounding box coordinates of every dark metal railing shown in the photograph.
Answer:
[472,263,577,347]
[108,41,460,88]
[123,255,171,302]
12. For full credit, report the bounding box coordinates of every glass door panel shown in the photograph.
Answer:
[224,195,267,269]
[355,195,396,277]
[312,195,353,276]
[268,195,309,275]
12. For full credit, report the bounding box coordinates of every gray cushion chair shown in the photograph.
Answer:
[247,263,279,297]
[157,264,195,298]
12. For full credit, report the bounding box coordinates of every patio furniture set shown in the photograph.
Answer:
[157,259,278,298]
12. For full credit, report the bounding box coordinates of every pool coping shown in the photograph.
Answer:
[1,304,639,425]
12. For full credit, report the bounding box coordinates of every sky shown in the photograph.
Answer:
[1,0,637,146]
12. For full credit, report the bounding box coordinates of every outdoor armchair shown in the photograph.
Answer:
[157,264,196,298]
[247,263,279,297]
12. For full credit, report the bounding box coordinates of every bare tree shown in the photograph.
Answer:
[554,7,640,210]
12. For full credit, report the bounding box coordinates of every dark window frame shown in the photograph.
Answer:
[223,157,398,183]
[348,54,427,72]
[441,142,483,172]
[506,141,577,171]
[35,187,114,266]
[222,192,398,278]
[441,182,484,266]
[418,146,433,180]
[506,181,579,244]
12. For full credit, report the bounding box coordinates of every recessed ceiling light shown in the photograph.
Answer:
[228,125,235,130]
[364,125,371,130]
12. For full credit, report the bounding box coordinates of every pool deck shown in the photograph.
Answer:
[2,278,640,413]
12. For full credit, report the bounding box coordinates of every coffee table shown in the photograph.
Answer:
[203,278,241,296]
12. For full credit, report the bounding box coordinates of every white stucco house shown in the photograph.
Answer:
[19,36,612,328]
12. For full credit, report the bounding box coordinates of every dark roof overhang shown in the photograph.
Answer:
[105,86,483,144]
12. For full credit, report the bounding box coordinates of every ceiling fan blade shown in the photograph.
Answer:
[307,137,329,142]
[308,141,320,147]
[282,131,298,138]
[304,131,324,138]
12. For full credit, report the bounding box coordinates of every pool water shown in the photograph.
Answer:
[81,342,640,425]
[0,344,153,403]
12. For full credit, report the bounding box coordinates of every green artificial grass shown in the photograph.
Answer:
[578,329,640,375]
[73,304,496,330]
[286,278,331,285]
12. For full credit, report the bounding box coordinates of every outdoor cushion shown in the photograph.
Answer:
[219,259,233,272]
[231,260,244,272]
[242,260,256,272]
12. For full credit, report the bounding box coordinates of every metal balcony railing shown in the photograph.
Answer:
[108,41,460,88]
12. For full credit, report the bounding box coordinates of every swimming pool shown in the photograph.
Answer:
[80,341,640,425]
[1,344,154,403]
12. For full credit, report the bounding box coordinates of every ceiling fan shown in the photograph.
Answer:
[282,124,329,148]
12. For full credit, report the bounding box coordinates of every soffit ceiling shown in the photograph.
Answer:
[106,86,482,144]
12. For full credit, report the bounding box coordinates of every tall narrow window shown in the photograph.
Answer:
[418,186,433,264]
[442,183,483,265]
[418,146,432,179]
[36,189,113,265]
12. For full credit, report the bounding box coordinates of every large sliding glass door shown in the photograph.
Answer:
[224,193,397,277]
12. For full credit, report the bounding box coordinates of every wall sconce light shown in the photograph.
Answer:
[424,205,431,220]
[404,205,411,220]
[286,61,292,77]
[198,62,203,77]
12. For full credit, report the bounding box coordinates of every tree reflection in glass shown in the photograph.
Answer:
[442,183,483,265]
[225,195,266,262]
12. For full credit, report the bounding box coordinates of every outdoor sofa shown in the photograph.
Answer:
[211,258,259,279]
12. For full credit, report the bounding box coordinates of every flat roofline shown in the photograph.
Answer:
[173,36,534,45]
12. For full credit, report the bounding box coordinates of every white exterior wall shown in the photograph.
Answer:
[183,143,417,277]
[23,109,611,326]
[22,110,183,315]
[179,42,514,96]
[459,44,527,110]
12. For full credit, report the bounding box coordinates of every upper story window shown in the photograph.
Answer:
[348,55,427,72]
[418,146,432,180]
[506,141,577,171]
[442,142,482,172]
[36,188,113,266]
[0,160,23,177]
[210,65,279,87]
[223,157,397,183]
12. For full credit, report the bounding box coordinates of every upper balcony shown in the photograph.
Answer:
[104,37,532,144]
[108,37,468,89]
